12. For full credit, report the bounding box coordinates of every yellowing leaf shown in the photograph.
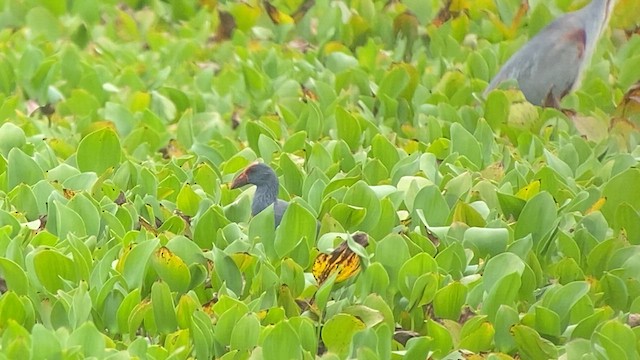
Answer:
[586,197,607,215]
[230,252,255,272]
[312,233,369,285]
[515,180,540,200]
[264,0,293,25]
[151,246,191,293]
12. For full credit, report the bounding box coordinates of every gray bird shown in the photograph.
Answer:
[231,163,289,227]
[484,0,616,107]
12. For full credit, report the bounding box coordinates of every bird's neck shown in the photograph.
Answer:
[587,0,615,39]
[252,180,279,216]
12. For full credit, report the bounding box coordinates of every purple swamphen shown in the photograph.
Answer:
[230,163,289,227]
[484,0,615,107]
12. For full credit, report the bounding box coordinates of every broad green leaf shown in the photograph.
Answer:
[335,107,362,151]
[1,320,31,359]
[463,227,508,259]
[151,281,178,334]
[29,249,77,293]
[274,201,316,259]
[514,192,557,247]
[262,321,302,360]
[375,234,411,293]
[397,252,438,299]
[512,325,558,360]
[458,316,495,352]
[602,168,640,223]
[65,322,104,359]
[483,272,521,322]
[76,127,123,174]
[343,305,384,328]
[371,134,400,174]
[31,324,61,360]
[534,306,561,338]
[594,320,637,360]
[329,203,366,230]
[0,258,28,295]
[426,319,453,358]
[7,148,44,189]
[450,122,483,169]
[494,305,519,353]
[229,313,260,352]
[0,123,26,157]
[342,181,381,231]
[176,184,200,216]
[120,239,160,290]
[322,313,366,357]
[433,281,467,320]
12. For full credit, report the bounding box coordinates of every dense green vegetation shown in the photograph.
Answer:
[0,0,639,359]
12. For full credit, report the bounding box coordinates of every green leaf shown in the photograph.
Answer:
[120,239,160,290]
[342,305,384,328]
[397,252,438,300]
[176,184,201,217]
[375,234,411,293]
[514,192,557,248]
[596,319,639,359]
[26,7,63,41]
[433,281,467,320]
[29,249,77,293]
[483,272,521,322]
[450,122,482,169]
[31,325,61,360]
[426,319,453,358]
[0,123,26,158]
[7,148,44,189]
[494,305,519,353]
[534,306,561,337]
[151,281,178,334]
[335,107,362,151]
[229,313,260,352]
[322,313,366,357]
[458,316,495,352]
[262,321,302,360]
[512,325,558,360]
[602,168,640,223]
[76,127,123,174]
[1,320,31,358]
[53,200,87,239]
[370,134,400,173]
[68,322,105,358]
[463,227,509,259]
[544,281,590,328]
[0,258,28,295]
[496,191,527,219]
[342,181,381,232]
[451,201,486,227]
[274,201,317,259]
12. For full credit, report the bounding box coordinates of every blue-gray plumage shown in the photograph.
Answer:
[484,0,616,107]
[230,163,289,227]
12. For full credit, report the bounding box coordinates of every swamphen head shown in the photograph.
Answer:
[230,163,288,226]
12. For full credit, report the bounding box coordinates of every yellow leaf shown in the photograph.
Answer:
[230,252,255,272]
[585,197,607,215]
[264,0,294,25]
[515,180,540,200]
[312,233,369,285]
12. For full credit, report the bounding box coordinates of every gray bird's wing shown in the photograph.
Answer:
[486,17,586,106]
[274,199,289,227]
